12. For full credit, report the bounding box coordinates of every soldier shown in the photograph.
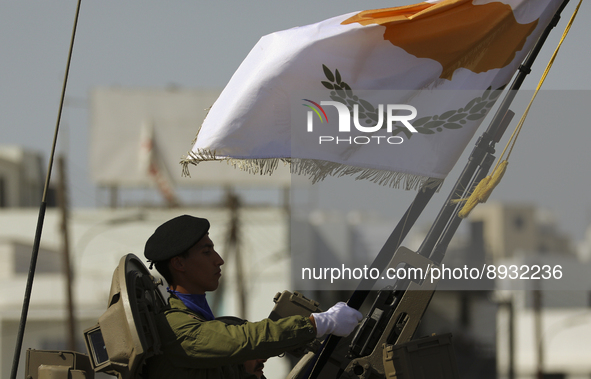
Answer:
[144,214,362,379]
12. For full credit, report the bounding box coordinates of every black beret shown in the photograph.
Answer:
[144,215,210,263]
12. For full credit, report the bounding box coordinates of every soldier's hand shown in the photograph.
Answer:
[311,302,363,338]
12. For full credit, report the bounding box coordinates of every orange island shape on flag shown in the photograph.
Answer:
[183,0,562,190]
[342,0,539,80]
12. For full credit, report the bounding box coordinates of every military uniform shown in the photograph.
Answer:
[146,296,317,379]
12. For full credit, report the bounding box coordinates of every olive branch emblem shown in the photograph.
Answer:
[321,64,504,139]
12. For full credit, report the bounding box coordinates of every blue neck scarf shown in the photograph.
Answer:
[167,288,215,321]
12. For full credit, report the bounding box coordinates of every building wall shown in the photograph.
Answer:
[497,295,591,379]
[470,203,572,262]
[0,146,45,208]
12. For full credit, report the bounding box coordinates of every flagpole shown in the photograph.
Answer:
[304,1,571,378]
[417,0,570,264]
[300,184,436,379]
[9,2,82,378]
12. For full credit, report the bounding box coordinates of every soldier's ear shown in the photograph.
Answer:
[169,255,186,273]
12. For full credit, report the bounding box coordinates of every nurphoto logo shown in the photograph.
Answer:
[303,99,418,145]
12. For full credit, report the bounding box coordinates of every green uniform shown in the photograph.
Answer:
[146,296,316,379]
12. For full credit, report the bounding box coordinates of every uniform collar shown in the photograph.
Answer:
[168,288,215,321]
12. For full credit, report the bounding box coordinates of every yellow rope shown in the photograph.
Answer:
[457,0,583,219]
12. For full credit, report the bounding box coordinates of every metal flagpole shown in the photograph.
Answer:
[304,1,571,378]
[9,2,82,378]
[417,0,572,265]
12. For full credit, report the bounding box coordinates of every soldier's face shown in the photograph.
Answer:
[181,234,224,293]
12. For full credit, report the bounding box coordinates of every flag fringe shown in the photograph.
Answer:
[181,149,443,191]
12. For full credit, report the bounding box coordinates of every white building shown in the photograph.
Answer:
[0,146,46,208]
[470,203,591,378]
[495,254,591,379]
[469,202,573,262]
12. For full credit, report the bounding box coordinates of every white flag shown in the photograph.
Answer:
[183,0,562,189]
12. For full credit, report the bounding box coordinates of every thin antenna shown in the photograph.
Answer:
[9,1,82,378]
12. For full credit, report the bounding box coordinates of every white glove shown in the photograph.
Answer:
[311,302,363,338]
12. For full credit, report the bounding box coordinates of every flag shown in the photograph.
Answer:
[182,0,562,190]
